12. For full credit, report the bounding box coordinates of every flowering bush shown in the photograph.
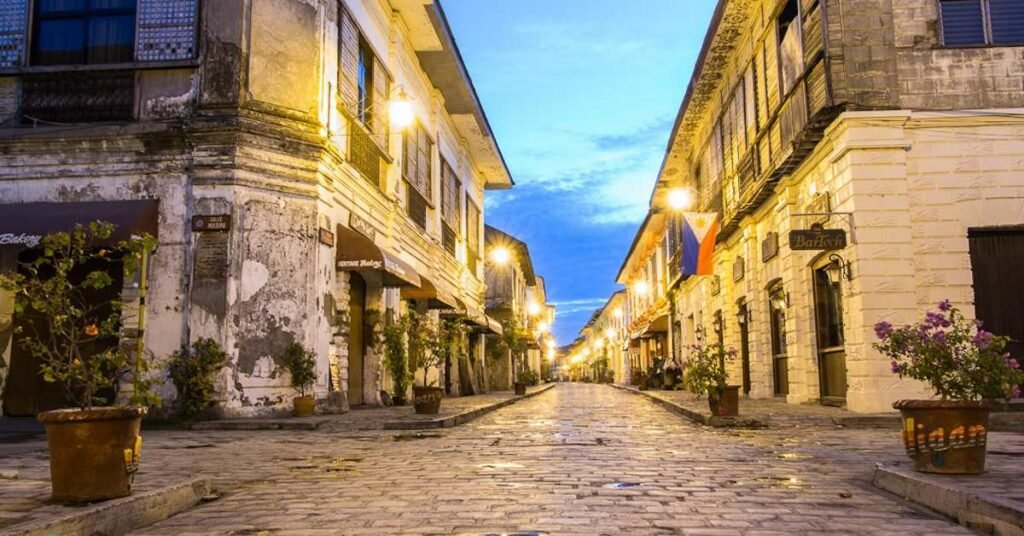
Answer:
[681,342,737,398]
[874,300,1023,401]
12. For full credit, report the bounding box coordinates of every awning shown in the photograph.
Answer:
[401,276,463,311]
[336,224,421,288]
[0,200,159,250]
[485,315,504,336]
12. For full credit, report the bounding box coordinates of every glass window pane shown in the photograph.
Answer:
[34,19,86,65]
[89,0,136,10]
[940,0,987,46]
[87,15,135,64]
[989,0,1024,44]
[37,0,88,15]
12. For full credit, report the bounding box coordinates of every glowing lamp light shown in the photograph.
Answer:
[604,328,616,340]
[536,321,549,333]
[528,302,542,316]
[633,281,649,295]
[546,340,556,350]
[389,90,415,130]
[491,247,511,265]
[667,188,693,211]
[613,307,624,319]
[595,338,605,349]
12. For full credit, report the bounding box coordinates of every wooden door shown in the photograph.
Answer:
[969,228,1024,397]
[813,267,847,404]
[736,304,752,394]
[769,286,790,396]
[347,273,366,406]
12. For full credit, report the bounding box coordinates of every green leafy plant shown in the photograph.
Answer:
[0,221,156,410]
[281,341,317,397]
[519,368,538,386]
[168,338,227,420]
[405,310,439,388]
[874,300,1023,401]
[383,315,411,399]
[681,342,736,398]
[501,318,532,382]
[425,316,469,388]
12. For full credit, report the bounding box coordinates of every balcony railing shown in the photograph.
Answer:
[348,118,385,189]
[22,70,134,123]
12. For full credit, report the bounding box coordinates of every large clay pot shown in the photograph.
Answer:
[708,386,740,417]
[38,406,147,503]
[293,395,316,417]
[514,383,528,396]
[894,400,991,474]
[412,386,444,415]
[637,376,649,391]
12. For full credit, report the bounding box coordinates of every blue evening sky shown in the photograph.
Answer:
[444,1,717,344]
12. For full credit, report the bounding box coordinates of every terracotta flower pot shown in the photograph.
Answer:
[293,395,316,417]
[38,406,147,503]
[708,386,740,417]
[514,382,528,396]
[894,399,991,474]
[412,386,443,415]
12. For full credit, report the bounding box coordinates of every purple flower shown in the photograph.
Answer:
[1014,386,1022,399]
[933,331,948,345]
[973,330,994,350]
[874,321,893,340]
[1009,358,1020,370]
[890,361,901,374]
[938,299,952,312]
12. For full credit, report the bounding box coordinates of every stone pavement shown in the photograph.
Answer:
[189,384,554,431]
[3,383,1017,535]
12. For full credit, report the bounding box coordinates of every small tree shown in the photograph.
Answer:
[168,338,228,420]
[281,341,317,397]
[426,316,469,388]
[407,310,441,388]
[0,222,156,410]
[501,318,531,382]
[682,342,736,399]
[383,314,412,399]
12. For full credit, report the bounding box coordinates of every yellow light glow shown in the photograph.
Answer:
[546,349,556,362]
[613,307,623,318]
[536,321,549,333]
[633,281,649,295]
[604,328,615,339]
[491,247,511,265]
[389,91,415,130]
[546,340,556,350]
[595,337,605,349]
[668,188,693,211]
[528,302,541,316]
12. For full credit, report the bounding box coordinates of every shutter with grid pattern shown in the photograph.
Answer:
[441,160,461,230]
[338,7,360,117]
[0,0,27,68]
[370,56,390,147]
[136,0,198,62]
[467,200,481,261]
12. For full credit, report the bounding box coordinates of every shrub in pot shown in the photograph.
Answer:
[634,368,650,391]
[168,338,228,421]
[647,357,665,390]
[0,222,157,503]
[517,368,538,395]
[282,342,317,417]
[501,318,532,395]
[383,315,412,406]
[410,311,444,415]
[874,300,1024,474]
[682,343,740,417]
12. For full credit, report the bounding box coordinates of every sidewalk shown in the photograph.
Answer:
[189,383,555,431]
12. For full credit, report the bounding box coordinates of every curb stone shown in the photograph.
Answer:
[189,383,556,432]
[609,383,766,428]
[873,464,1024,536]
[5,477,211,536]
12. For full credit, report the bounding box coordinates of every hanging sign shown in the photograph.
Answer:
[762,232,779,262]
[192,214,231,233]
[318,228,335,247]
[789,227,847,251]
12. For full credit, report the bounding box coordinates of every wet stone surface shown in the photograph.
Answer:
[1,384,1001,535]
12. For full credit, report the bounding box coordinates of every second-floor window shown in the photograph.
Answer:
[939,0,1024,46]
[403,121,432,230]
[466,199,481,276]
[440,158,461,257]
[33,0,137,66]
[338,5,390,147]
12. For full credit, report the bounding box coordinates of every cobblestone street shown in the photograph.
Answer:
[55,383,985,535]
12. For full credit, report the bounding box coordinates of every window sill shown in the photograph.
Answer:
[934,42,1024,50]
[337,101,393,164]
[0,60,199,76]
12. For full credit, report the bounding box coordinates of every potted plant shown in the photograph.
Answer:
[382,314,411,406]
[410,312,444,415]
[282,341,317,417]
[874,300,1023,474]
[0,222,156,503]
[647,357,665,390]
[503,319,531,395]
[168,338,228,420]
[633,368,649,390]
[682,343,740,417]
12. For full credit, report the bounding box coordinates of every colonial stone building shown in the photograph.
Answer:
[623,0,1024,412]
[576,290,627,383]
[0,0,513,416]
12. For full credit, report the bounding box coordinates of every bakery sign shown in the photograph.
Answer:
[789,225,847,251]
[0,233,42,248]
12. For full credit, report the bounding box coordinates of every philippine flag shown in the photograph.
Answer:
[681,212,719,276]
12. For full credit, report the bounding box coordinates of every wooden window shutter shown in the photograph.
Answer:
[988,0,1024,45]
[441,159,461,230]
[0,0,28,68]
[404,128,419,185]
[404,123,432,200]
[338,6,360,117]
[136,0,198,62]
[370,56,390,147]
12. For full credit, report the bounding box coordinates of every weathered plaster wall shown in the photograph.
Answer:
[249,0,319,116]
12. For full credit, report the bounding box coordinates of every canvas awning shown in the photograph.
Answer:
[401,276,463,311]
[0,200,160,250]
[336,225,421,288]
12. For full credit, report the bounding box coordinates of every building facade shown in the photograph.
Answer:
[0,0,514,417]
[621,0,1024,413]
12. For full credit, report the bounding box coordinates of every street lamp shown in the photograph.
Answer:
[604,328,616,340]
[613,307,623,319]
[826,253,852,284]
[667,188,694,211]
[536,321,549,333]
[633,281,649,296]
[527,301,541,316]
[490,246,511,265]
[389,89,415,130]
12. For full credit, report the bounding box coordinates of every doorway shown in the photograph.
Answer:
[768,285,789,396]
[735,304,751,395]
[968,228,1024,398]
[813,265,847,405]
[347,273,367,406]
